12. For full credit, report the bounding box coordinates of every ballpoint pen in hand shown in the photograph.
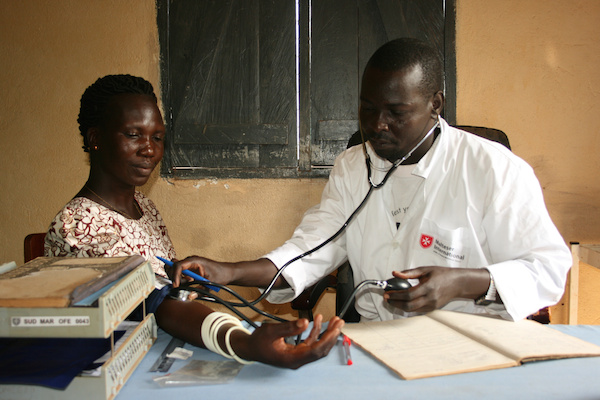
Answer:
[156,256,220,292]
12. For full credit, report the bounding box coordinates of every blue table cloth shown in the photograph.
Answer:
[117,324,600,400]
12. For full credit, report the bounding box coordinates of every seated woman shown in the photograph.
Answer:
[44,74,343,369]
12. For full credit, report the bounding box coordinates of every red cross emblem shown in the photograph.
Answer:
[420,234,433,248]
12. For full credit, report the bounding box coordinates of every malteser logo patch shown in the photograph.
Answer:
[420,234,433,248]
[433,239,466,262]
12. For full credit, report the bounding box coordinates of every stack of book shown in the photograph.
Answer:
[0,255,156,400]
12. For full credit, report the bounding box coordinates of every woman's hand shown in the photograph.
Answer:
[232,314,345,369]
[157,298,344,370]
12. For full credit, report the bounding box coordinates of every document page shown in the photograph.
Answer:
[428,310,600,362]
[342,314,516,380]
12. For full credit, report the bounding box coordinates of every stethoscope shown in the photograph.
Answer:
[177,116,441,327]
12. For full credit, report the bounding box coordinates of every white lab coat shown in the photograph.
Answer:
[265,118,571,321]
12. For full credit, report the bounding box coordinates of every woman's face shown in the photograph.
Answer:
[91,93,165,188]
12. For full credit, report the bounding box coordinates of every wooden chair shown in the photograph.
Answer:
[24,232,47,263]
[291,125,551,324]
[566,242,600,325]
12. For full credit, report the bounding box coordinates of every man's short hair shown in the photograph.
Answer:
[365,38,443,96]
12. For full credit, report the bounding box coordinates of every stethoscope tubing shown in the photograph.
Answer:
[185,118,440,323]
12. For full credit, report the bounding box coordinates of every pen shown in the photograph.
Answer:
[156,256,220,292]
[342,335,353,366]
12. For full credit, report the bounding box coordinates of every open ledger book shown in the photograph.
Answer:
[341,310,600,380]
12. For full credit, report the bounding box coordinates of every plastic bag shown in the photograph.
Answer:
[152,359,243,387]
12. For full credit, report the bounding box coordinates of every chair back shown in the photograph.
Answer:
[24,232,46,263]
[347,125,511,151]
[454,125,511,150]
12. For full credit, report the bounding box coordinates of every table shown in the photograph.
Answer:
[118,325,600,400]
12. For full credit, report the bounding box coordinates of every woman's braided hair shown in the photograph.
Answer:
[78,74,157,152]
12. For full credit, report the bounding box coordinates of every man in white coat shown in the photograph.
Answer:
[173,38,571,322]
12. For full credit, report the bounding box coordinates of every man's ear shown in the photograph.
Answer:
[431,91,445,118]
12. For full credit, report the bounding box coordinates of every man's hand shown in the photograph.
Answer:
[383,267,490,313]
[170,256,233,288]
[171,256,284,289]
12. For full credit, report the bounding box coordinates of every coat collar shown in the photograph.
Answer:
[365,117,450,181]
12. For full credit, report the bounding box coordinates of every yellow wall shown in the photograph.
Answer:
[1,1,599,322]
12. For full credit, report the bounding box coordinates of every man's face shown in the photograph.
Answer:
[359,64,437,163]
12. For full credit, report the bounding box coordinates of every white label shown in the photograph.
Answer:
[10,316,91,327]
